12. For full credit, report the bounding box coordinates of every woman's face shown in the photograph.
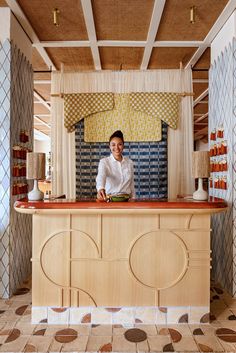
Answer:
[109,137,124,160]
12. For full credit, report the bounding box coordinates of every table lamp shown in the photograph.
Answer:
[26,152,46,201]
[192,151,210,201]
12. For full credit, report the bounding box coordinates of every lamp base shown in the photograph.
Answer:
[28,180,44,201]
[193,177,208,201]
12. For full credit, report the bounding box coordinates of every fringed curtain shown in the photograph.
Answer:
[51,70,194,198]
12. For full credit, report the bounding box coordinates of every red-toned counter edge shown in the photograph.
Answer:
[14,197,228,210]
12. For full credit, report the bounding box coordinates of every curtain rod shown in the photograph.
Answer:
[51,92,194,98]
[34,70,52,73]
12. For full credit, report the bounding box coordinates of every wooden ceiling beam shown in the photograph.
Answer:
[34,41,90,48]
[194,126,208,137]
[80,0,101,70]
[193,88,209,107]
[34,90,51,111]
[34,128,50,140]
[98,40,146,47]
[194,134,208,143]
[203,0,236,44]
[35,39,204,48]
[34,116,50,129]
[5,0,56,70]
[195,112,208,123]
[141,0,166,70]
[33,114,51,117]
[185,45,209,70]
[193,79,208,83]
[194,133,208,142]
[34,80,51,84]
[34,101,51,104]
[153,41,203,47]
[185,0,236,69]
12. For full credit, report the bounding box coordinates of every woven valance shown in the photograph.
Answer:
[64,93,114,132]
[84,94,162,142]
[64,92,180,136]
[130,92,180,129]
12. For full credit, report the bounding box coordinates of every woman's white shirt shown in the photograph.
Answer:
[96,154,135,197]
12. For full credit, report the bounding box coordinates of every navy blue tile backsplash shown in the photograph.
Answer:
[75,120,168,199]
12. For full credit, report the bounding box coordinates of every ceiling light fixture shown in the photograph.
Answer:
[190,6,196,24]
[53,8,60,26]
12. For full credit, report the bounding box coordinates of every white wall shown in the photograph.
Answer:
[211,11,236,64]
[0,8,10,42]
[0,8,32,62]
[10,13,32,62]
[34,139,50,155]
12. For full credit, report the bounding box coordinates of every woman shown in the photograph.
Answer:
[96,130,135,200]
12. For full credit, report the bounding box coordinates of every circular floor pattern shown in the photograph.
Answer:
[124,328,147,342]
[55,328,78,343]
[215,328,236,342]
[228,314,236,320]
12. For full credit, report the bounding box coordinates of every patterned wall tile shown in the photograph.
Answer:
[232,38,236,296]
[0,39,11,298]
[9,43,33,295]
[209,40,235,295]
[75,120,168,199]
[0,39,33,298]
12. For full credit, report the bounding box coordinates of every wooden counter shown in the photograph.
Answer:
[15,198,227,324]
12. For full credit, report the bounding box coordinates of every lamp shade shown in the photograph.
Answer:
[192,151,210,178]
[26,152,45,180]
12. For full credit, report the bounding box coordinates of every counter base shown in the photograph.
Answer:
[32,305,209,325]
[32,212,211,308]
[14,198,227,325]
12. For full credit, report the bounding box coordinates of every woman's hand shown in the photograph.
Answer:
[97,188,106,200]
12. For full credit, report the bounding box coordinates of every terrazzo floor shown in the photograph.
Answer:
[2,281,236,352]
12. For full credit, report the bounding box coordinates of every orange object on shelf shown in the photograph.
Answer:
[213,144,217,156]
[217,127,224,139]
[209,177,213,188]
[20,130,29,143]
[221,141,227,155]
[210,130,216,141]
[214,178,219,189]
[222,176,227,190]
[210,160,213,172]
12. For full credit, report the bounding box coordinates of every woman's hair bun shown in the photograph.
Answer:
[109,130,124,142]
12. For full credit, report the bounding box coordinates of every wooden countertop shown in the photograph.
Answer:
[14,197,227,210]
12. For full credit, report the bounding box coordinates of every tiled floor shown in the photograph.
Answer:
[2,281,236,352]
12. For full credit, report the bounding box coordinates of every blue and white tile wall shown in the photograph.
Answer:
[75,120,168,199]
[0,39,33,298]
[209,39,236,295]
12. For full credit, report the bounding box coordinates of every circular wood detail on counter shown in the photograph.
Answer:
[129,230,188,290]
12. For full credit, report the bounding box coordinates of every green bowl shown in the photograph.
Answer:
[110,194,130,202]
